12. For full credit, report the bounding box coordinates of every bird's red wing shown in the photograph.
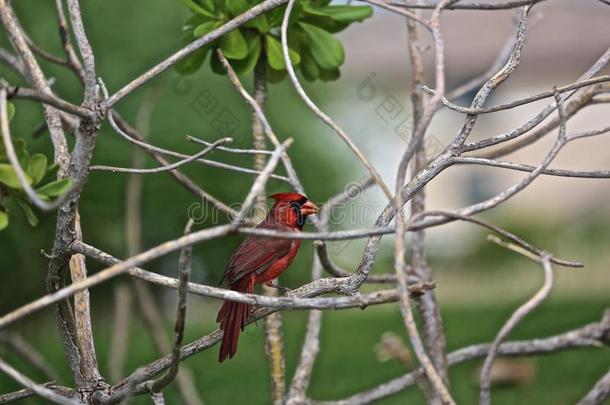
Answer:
[224,235,293,285]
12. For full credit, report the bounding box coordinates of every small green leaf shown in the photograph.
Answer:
[230,35,261,76]
[175,47,210,75]
[0,138,28,165]
[40,162,59,185]
[220,29,248,60]
[0,164,29,189]
[0,210,8,231]
[26,153,47,185]
[245,14,269,33]
[36,178,72,197]
[265,35,300,70]
[266,66,287,83]
[319,66,340,81]
[14,197,38,226]
[268,2,303,27]
[227,0,249,17]
[7,101,15,122]
[300,50,319,81]
[179,0,216,19]
[183,14,211,31]
[210,49,227,75]
[193,21,222,38]
[307,5,373,23]
[299,22,344,69]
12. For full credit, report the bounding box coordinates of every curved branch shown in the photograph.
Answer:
[479,255,554,405]
[281,0,393,200]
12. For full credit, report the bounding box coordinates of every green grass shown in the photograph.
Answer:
[1,297,608,404]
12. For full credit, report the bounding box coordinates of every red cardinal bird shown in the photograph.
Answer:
[217,192,318,362]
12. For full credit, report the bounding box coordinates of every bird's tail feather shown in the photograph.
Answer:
[217,278,253,362]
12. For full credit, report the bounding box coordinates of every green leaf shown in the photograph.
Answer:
[40,162,59,185]
[193,21,222,38]
[230,35,261,76]
[307,5,372,23]
[7,101,15,122]
[268,2,303,27]
[245,14,269,33]
[220,29,248,60]
[319,66,340,81]
[266,66,287,83]
[26,153,47,185]
[0,210,8,231]
[175,47,210,75]
[179,0,217,19]
[0,164,29,189]
[183,14,211,31]
[227,0,249,17]
[300,50,319,81]
[14,196,38,226]
[0,138,27,164]
[36,178,72,197]
[209,49,227,74]
[299,22,344,69]
[265,35,300,70]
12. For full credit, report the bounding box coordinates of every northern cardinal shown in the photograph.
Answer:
[217,192,318,362]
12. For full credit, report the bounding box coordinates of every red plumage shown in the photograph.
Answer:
[217,193,318,362]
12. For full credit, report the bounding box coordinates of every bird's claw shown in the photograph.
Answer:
[265,281,292,295]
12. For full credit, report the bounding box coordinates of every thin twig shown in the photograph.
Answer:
[110,112,246,223]
[0,358,78,405]
[0,332,61,382]
[0,89,71,211]
[99,80,290,183]
[463,47,610,152]
[186,135,273,155]
[106,0,290,107]
[389,0,547,10]
[0,0,70,173]
[147,220,194,394]
[91,137,232,174]
[479,255,554,405]
[577,368,610,405]
[317,310,610,405]
[0,81,93,118]
[428,76,610,115]
[281,0,393,200]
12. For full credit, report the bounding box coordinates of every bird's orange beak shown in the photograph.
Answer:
[300,200,319,216]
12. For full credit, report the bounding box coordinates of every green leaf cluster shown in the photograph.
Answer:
[0,103,72,231]
[175,0,372,82]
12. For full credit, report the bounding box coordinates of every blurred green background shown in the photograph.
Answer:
[1,1,608,404]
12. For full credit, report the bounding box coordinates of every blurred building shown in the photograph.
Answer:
[329,0,610,221]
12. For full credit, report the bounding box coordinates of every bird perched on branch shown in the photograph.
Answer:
[217,192,318,362]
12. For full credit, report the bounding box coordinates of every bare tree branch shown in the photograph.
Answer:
[317,310,610,405]
[0,0,70,173]
[106,0,290,107]
[281,0,393,200]
[90,137,232,174]
[577,368,610,405]
[0,81,93,118]
[389,0,548,10]
[0,358,78,405]
[0,332,61,382]
[429,75,610,115]
[479,255,554,405]
[0,89,72,211]
[147,220,194,395]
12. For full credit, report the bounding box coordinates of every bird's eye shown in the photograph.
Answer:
[290,201,301,212]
